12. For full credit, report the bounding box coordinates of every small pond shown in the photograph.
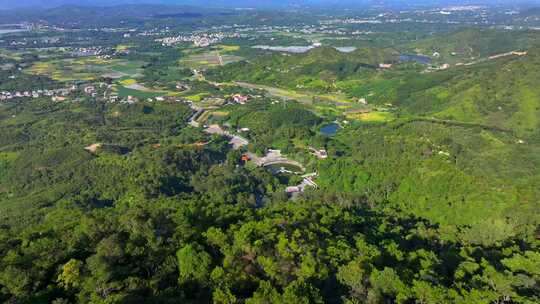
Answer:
[335,47,357,53]
[320,123,341,136]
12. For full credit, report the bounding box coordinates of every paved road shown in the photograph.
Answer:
[204,124,249,150]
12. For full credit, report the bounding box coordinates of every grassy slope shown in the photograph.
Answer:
[406,28,540,63]
[397,48,540,137]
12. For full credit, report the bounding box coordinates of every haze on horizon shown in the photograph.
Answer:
[1,0,539,10]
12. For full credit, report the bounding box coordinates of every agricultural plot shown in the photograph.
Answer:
[180,51,243,69]
[183,93,211,102]
[115,86,166,99]
[233,81,386,120]
[114,78,180,99]
[115,44,134,52]
[25,57,145,82]
[216,45,241,52]
[345,111,395,122]
[336,78,400,104]
[0,49,23,61]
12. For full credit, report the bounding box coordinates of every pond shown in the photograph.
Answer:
[399,54,431,64]
[335,47,357,53]
[253,45,315,53]
[320,123,341,136]
[253,45,358,54]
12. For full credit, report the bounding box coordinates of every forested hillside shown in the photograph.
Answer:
[207,46,398,93]
[0,96,538,303]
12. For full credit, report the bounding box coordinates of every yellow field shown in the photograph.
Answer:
[115,44,133,52]
[74,57,111,65]
[211,111,230,117]
[119,79,138,86]
[218,45,240,52]
[346,111,395,122]
[197,111,212,123]
[185,93,210,102]
[0,50,23,61]
[27,62,53,75]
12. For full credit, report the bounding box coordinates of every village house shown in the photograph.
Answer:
[52,96,67,102]
[84,86,96,95]
[232,94,249,104]
[241,154,251,163]
[109,95,119,103]
[176,83,190,91]
[440,63,451,70]
[286,186,301,194]
[126,95,138,104]
[309,147,328,159]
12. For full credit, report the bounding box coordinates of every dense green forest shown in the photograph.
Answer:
[0,94,538,303]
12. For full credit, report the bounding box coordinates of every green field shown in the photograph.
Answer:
[115,86,166,99]
[25,57,145,82]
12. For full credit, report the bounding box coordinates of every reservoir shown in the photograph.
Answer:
[253,45,357,54]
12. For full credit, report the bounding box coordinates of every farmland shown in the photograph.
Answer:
[25,57,145,82]
[179,51,243,69]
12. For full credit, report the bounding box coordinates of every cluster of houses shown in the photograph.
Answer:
[69,46,129,60]
[0,85,76,102]
[71,47,104,57]
[286,173,319,195]
[157,32,241,47]
[0,84,104,103]
[158,34,221,47]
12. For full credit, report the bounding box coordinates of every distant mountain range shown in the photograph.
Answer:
[3,0,540,10]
